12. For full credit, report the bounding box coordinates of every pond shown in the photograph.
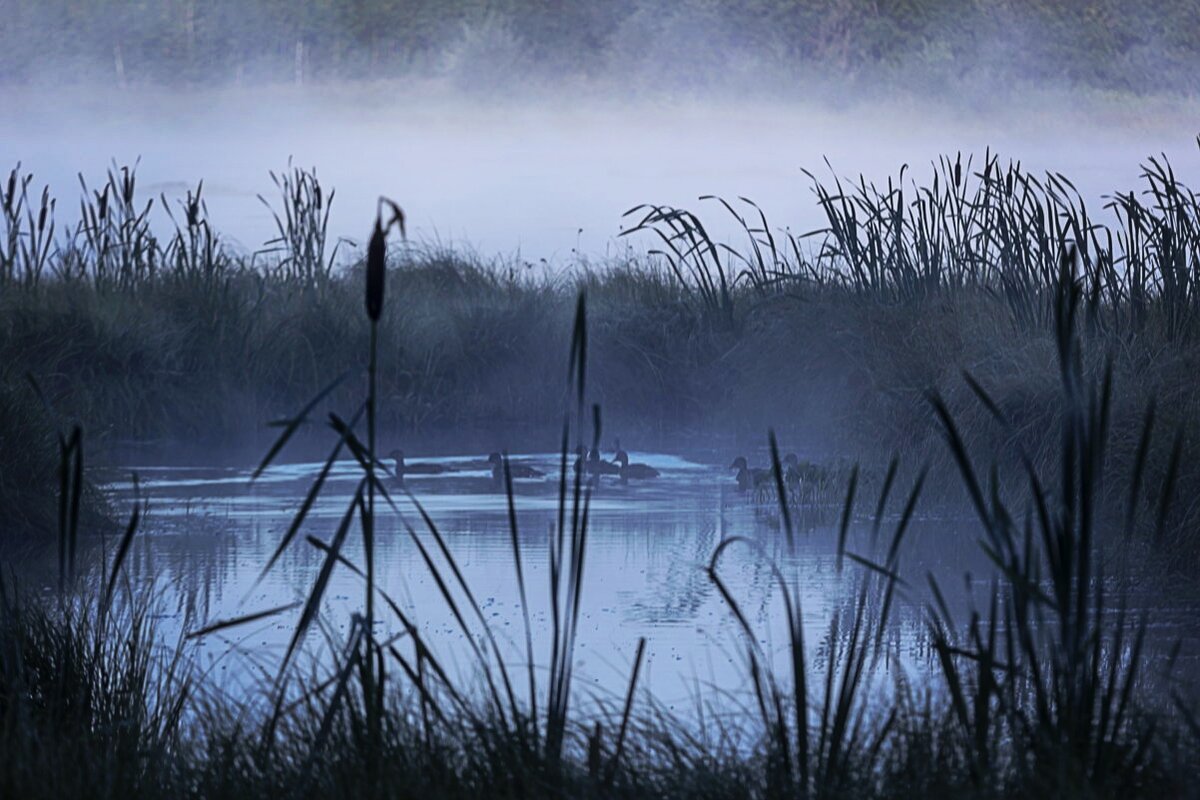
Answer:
[105,449,1199,717]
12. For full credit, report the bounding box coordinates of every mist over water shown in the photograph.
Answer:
[4,82,1198,262]
[6,2,1200,791]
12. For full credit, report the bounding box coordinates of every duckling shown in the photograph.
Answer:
[488,452,544,482]
[389,449,450,482]
[614,450,660,481]
[729,456,771,494]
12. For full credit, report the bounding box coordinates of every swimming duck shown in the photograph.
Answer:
[729,456,772,494]
[588,446,621,475]
[572,446,620,477]
[614,438,652,474]
[615,450,660,481]
[389,449,450,482]
[488,452,545,482]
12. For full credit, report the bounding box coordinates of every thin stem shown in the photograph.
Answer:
[366,320,377,631]
[365,319,379,766]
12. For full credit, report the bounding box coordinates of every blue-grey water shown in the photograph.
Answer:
[102,451,1198,716]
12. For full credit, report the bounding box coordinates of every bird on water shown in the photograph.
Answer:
[488,452,545,483]
[615,450,660,481]
[729,456,771,494]
[389,449,450,483]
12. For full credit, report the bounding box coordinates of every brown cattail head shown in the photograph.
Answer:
[365,214,386,321]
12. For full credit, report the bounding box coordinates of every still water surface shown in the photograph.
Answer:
[105,451,1198,714]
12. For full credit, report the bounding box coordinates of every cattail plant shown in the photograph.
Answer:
[623,139,1200,338]
[260,160,340,288]
[0,164,55,288]
[71,162,157,290]
[363,199,406,614]
[161,181,234,291]
[363,198,403,759]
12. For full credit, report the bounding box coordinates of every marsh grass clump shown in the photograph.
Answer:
[0,590,179,797]
[161,181,239,295]
[67,162,160,291]
[0,473,191,800]
[695,255,1199,798]
[623,143,1200,333]
[0,164,55,288]
[921,254,1170,796]
[259,161,340,290]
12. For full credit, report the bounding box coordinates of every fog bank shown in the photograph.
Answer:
[3,82,1199,262]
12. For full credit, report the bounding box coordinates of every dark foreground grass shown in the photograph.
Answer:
[2,270,1199,799]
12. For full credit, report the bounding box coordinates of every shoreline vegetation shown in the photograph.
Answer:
[3,145,1200,558]
[1,249,1198,797]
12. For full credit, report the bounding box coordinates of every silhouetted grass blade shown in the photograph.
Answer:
[252,370,351,481]
[186,602,303,640]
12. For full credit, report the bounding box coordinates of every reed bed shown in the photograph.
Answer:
[2,242,1198,798]
[622,141,1200,335]
[5,148,1200,558]
[6,142,1199,321]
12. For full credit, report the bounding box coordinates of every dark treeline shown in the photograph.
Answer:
[1,0,1198,92]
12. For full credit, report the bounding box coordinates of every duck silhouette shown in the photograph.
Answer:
[729,456,771,494]
[586,445,621,475]
[488,452,545,483]
[389,449,450,483]
[570,445,618,476]
[615,450,660,481]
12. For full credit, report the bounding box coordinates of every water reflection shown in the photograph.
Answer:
[106,452,1198,711]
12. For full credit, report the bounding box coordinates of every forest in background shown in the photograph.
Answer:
[1,0,1199,93]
